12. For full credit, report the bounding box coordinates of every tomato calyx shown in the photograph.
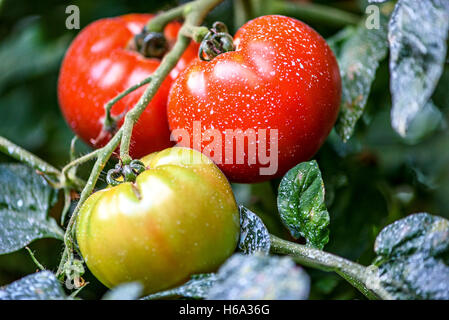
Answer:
[106,159,146,186]
[199,22,235,61]
[130,26,169,59]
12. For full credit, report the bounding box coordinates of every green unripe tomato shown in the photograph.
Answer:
[76,147,240,294]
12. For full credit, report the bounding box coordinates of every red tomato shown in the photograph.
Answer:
[58,14,199,158]
[167,15,341,183]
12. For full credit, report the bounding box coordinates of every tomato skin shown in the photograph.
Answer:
[167,15,341,183]
[76,147,240,294]
[58,14,199,158]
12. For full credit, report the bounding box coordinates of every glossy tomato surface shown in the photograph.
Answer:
[168,15,341,183]
[58,14,199,158]
[76,147,240,294]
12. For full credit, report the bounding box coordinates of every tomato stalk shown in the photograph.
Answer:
[56,129,123,279]
[269,235,393,300]
[60,148,102,225]
[181,25,210,43]
[0,136,60,180]
[0,136,86,190]
[118,38,191,164]
[119,0,225,165]
[146,3,192,32]
[56,0,226,283]
[101,76,152,136]
[69,136,78,161]
[25,247,46,271]
[61,150,100,185]
[99,27,208,139]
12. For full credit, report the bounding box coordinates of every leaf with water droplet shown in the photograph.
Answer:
[102,282,143,300]
[141,273,217,300]
[332,12,389,142]
[277,161,330,249]
[371,213,449,300]
[389,0,449,137]
[207,253,310,300]
[0,271,67,300]
[0,164,63,255]
[238,205,270,254]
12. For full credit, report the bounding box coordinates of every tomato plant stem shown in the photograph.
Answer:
[0,136,88,191]
[102,76,153,133]
[181,25,209,43]
[57,0,225,282]
[269,1,360,27]
[72,130,122,235]
[118,37,191,164]
[61,188,71,226]
[56,129,123,277]
[25,247,46,271]
[269,234,389,300]
[146,3,191,32]
[69,136,79,161]
[0,136,60,179]
[119,0,225,164]
[61,149,100,184]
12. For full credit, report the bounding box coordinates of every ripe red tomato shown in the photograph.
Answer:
[58,14,199,158]
[167,15,341,183]
[76,147,240,294]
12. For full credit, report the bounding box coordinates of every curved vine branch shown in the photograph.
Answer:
[56,0,224,281]
[269,235,393,300]
[101,76,152,134]
[146,3,191,32]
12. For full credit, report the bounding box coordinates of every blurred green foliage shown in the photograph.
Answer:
[0,0,448,300]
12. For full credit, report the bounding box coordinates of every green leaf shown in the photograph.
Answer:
[102,282,143,300]
[207,253,310,300]
[277,161,330,249]
[389,0,449,137]
[0,164,63,255]
[238,205,271,254]
[0,271,67,300]
[372,213,449,300]
[141,274,217,300]
[333,13,389,141]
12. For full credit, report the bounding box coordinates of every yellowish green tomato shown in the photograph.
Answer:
[76,147,240,294]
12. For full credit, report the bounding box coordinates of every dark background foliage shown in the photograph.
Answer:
[0,0,448,300]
